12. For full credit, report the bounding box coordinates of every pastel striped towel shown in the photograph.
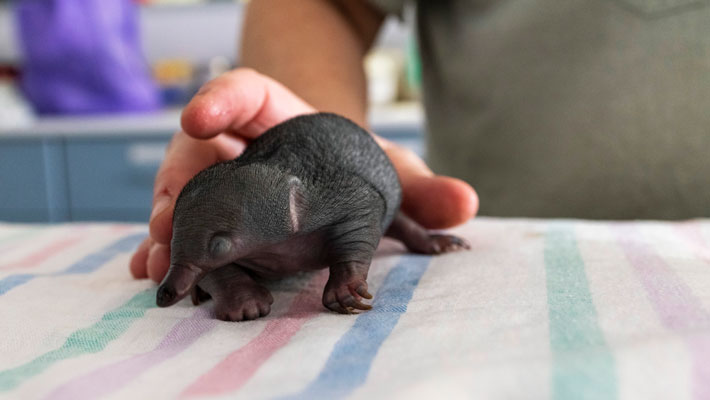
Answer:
[0,218,709,399]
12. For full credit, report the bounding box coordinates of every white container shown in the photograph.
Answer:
[364,49,402,106]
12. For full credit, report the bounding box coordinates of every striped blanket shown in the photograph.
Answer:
[0,218,708,399]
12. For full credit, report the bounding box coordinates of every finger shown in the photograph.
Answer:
[403,175,479,229]
[149,132,247,245]
[181,68,316,140]
[147,242,171,283]
[243,302,261,320]
[378,137,479,229]
[129,237,151,279]
[339,294,372,311]
[354,284,373,300]
[257,301,271,317]
[325,302,351,314]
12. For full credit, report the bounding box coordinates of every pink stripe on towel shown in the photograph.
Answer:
[1,233,84,270]
[181,271,328,398]
[615,224,710,400]
[1,225,137,270]
[45,308,216,400]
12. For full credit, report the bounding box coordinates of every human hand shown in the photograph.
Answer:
[130,68,478,282]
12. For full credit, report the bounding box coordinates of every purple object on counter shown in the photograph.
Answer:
[15,0,161,114]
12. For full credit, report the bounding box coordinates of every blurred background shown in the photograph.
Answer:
[0,0,424,223]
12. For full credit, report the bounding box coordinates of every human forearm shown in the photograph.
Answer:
[240,0,385,127]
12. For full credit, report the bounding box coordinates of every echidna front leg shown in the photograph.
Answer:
[323,219,381,314]
[323,261,374,314]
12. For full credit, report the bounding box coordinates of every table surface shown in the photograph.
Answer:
[0,217,709,399]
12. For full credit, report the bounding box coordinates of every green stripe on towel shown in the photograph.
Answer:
[545,224,617,400]
[0,288,156,392]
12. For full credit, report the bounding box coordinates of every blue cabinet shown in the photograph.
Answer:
[65,138,168,221]
[0,108,423,223]
[0,138,69,222]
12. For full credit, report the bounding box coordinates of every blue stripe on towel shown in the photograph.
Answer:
[279,254,432,400]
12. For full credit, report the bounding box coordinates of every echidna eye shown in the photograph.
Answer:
[208,235,232,257]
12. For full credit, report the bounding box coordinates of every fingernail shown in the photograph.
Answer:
[196,85,211,96]
[150,195,171,221]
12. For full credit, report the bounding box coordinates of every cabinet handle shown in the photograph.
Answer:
[126,143,167,167]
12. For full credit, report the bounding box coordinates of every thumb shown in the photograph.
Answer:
[377,137,479,229]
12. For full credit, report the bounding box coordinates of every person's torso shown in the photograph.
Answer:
[418,0,710,218]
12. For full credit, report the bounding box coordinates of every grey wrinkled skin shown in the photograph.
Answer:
[157,112,470,321]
